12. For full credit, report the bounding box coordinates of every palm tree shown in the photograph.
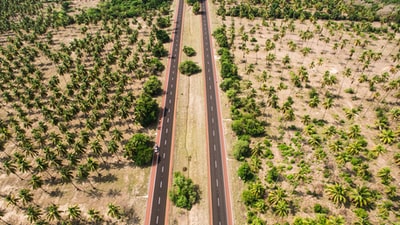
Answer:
[107,203,123,220]
[59,167,80,191]
[349,186,373,208]
[87,208,103,223]
[379,129,395,144]
[67,205,81,222]
[29,175,43,191]
[268,187,287,206]
[18,189,33,206]
[26,205,42,223]
[325,183,348,206]
[86,157,100,177]
[273,200,289,217]
[5,193,19,208]
[45,204,61,222]
[377,167,392,185]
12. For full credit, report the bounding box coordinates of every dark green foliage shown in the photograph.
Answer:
[223,0,399,23]
[186,0,199,6]
[183,46,196,57]
[237,161,254,182]
[233,140,251,161]
[169,172,200,210]
[313,204,329,214]
[155,29,170,43]
[212,26,229,48]
[134,94,159,126]
[193,2,201,14]
[143,76,162,96]
[179,61,202,75]
[152,42,168,57]
[232,115,264,137]
[266,166,279,183]
[124,133,153,166]
[85,0,172,20]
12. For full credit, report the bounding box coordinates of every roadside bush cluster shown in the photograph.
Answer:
[169,172,200,210]
[179,60,202,75]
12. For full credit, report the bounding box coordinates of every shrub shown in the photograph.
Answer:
[124,133,153,166]
[237,161,254,182]
[183,46,196,57]
[179,60,201,75]
[169,172,200,210]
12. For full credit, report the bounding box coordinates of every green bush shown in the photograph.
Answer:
[233,140,251,161]
[237,162,254,182]
[169,172,200,210]
[183,46,196,57]
[179,60,201,75]
[134,94,159,126]
[143,76,162,96]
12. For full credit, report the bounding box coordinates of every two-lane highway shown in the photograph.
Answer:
[146,0,184,224]
[200,0,233,225]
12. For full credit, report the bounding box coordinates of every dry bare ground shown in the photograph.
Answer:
[0,1,173,224]
[169,2,210,225]
[208,2,400,225]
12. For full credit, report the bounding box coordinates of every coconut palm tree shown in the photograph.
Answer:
[273,200,289,217]
[45,204,61,222]
[377,167,392,185]
[325,183,348,206]
[268,187,287,206]
[107,203,123,220]
[379,129,395,144]
[67,205,81,222]
[29,175,43,191]
[349,186,373,208]
[87,208,103,223]
[25,205,42,223]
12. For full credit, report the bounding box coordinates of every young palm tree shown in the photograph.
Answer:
[67,205,81,222]
[18,189,34,206]
[45,204,61,222]
[26,205,42,223]
[349,186,373,208]
[107,203,123,220]
[377,167,392,185]
[325,183,348,206]
[29,175,43,191]
[87,208,103,223]
[273,200,289,217]
[379,129,395,144]
[268,187,287,206]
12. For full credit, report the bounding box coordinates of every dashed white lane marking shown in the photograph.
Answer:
[215,160,217,168]
[216,179,219,187]
[169,99,171,104]
[156,216,159,224]
[164,140,167,145]
[167,118,169,123]
[212,130,215,137]
[160,181,162,188]
[163,153,166,159]
[217,197,220,207]
[212,117,214,124]
[161,166,164,173]
[158,197,161,205]
[166,128,168,134]
[213,144,216,151]
[211,106,213,111]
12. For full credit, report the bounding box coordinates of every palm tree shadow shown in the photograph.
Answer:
[93,173,118,183]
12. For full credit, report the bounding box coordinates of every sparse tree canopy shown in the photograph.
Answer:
[183,46,197,57]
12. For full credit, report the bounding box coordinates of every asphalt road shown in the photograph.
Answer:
[148,0,184,224]
[200,0,232,224]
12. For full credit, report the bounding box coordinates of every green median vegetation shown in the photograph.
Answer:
[169,172,200,210]
[179,60,202,75]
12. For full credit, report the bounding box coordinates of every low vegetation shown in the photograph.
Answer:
[169,172,200,210]
[179,60,202,75]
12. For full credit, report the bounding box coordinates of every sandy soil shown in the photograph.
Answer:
[209,10,400,224]
[169,3,210,225]
[0,1,171,224]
